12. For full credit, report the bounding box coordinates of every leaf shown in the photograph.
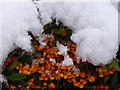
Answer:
[33,50,41,56]
[17,80,28,86]
[19,55,32,65]
[8,60,19,69]
[8,73,26,81]
[110,59,120,71]
[53,29,66,34]
[103,75,110,84]
[110,71,118,88]
[102,65,108,72]
[26,72,39,79]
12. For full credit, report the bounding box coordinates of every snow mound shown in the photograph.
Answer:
[0,1,118,66]
[37,2,118,65]
[0,2,43,64]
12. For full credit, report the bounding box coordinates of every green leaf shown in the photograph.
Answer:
[103,75,110,84]
[8,73,26,81]
[110,59,120,71]
[8,60,19,69]
[53,29,66,34]
[17,80,28,86]
[110,71,118,88]
[26,72,39,79]
[33,50,41,55]
[19,55,32,65]
[102,65,109,71]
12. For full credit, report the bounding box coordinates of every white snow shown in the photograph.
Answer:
[62,54,73,66]
[56,41,68,55]
[49,58,56,63]
[0,1,43,64]
[36,2,118,65]
[0,1,119,66]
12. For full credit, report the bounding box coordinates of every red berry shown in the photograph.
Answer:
[11,56,17,61]
[7,59,12,63]
[4,63,8,66]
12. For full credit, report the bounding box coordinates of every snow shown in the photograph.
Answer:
[56,41,68,55]
[0,1,43,64]
[49,58,56,63]
[0,1,119,66]
[62,54,73,66]
[37,2,118,65]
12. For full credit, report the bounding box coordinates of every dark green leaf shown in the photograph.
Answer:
[110,71,118,88]
[19,55,32,65]
[17,80,28,86]
[8,73,26,81]
[33,50,41,56]
[26,72,39,79]
[103,75,110,84]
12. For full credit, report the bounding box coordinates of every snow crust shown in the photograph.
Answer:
[0,1,119,66]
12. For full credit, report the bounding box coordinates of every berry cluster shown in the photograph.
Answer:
[3,34,118,89]
[4,56,17,66]
[96,67,115,77]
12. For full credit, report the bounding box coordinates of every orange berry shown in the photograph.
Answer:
[43,82,47,86]
[9,84,16,89]
[39,76,44,80]
[98,68,103,73]
[74,82,80,87]
[27,82,33,86]
[31,64,38,69]
[44,76,49,81]
[71,77,76,82]
[16,66,19,69]
[23,64,30,69]
[68,79,72,83]
[79,84,84,88]
[18,62,23,67]
[59,73,64,77]
[99,73,104,77]
[50,76,54,80]
[49,82,55,88]
[80,78,84,83]
[88,76,95,82]
[83,80,87,85]
[80,72,86,78]
[96,68,99,72]
[19,70,22,73]
[64,75,68,79]
[23,70,28,74]
[26,71,31,75]
[108,70,114,74]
